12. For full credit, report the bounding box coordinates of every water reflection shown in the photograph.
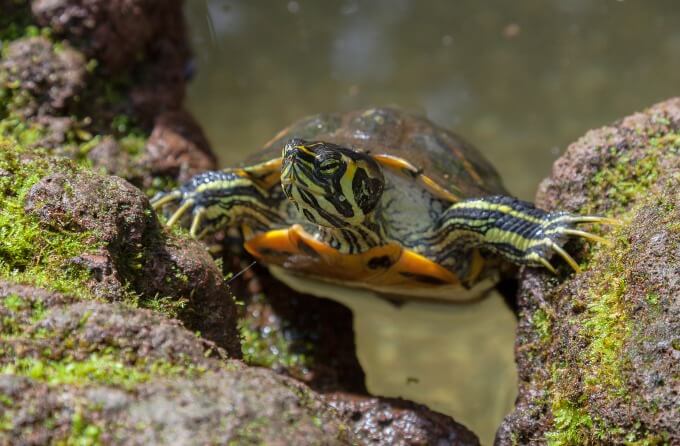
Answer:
[184,1,680,443]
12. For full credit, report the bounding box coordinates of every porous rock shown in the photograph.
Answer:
[328,393,481,446]
[496,98,680,445]
[0,283,357,446]
[23,170,241,356]
[0,36,86,118]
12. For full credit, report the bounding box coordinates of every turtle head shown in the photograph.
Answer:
[281,138,384,228]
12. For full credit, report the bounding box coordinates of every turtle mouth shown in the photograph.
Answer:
[281,156,324,199]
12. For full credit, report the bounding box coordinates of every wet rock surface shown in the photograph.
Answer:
[496,98,680,445]
[328,393,481,446]
[234,266,368,394]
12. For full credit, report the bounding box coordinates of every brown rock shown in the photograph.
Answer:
[0,36,86,118]
[328,393,480,446]
[496,98,680,445]
[23,170,241,356]
[86,136,132,176]
[0,281,224,368]
[144,109,218,182]
[31,0,190,125]
[31,0,187,73]
[0,283,357,446]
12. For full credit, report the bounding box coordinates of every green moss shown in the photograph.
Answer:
[645,292,659,306]
[0,1,34,44]
[582,272,630,394]
[545,398,594,446]
[238,295,311,372]
[2,293,24,312]
[1,353,204,389]
[543,225,633,444]
[532,308,552,342]
[0,115,46,146]
[0,138,95,298]
[66,411,101,446]
[131,293,188,320]
[587,133,679,215]
[1,292,48,338]
[239,318,310,371]
[228,416,272,446]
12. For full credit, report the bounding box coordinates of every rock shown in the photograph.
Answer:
[31,0,190,126]
[33,115,77,150]
[0,36,86,118]
[144,109,217,183]
[327,393,480,446]
[0,283,358,446]
[0,372,357,446]
[496,98,680,445]
[23,170,241,356]
[31,0,188,73]
[0,281,224,368]
[233,266,367,394]
[86,135,140,181]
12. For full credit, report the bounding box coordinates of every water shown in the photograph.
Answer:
[184,1,680,443]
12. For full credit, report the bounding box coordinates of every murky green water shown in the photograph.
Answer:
[184,1,680,443]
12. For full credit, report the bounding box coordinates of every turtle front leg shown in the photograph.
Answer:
[151,170,283,238]
[428,195,619,273]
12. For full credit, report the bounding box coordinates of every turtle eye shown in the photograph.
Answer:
[317,158,341,175]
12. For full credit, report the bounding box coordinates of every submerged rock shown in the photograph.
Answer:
[496,98,680,445]
[233,267,368,394]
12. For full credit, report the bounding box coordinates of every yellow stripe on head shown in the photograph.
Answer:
[281,138,385,229]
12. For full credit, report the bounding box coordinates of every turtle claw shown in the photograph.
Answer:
[550,242,581,273]
[536,214,620,274]
[561,228,611,246]
[189,208,206,238]
[536,256,557,274]
[565,215,622,226]
[165,198,195,228]
[151,190,182,210]
[152,190,203,235]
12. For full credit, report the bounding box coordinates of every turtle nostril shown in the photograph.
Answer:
[282,140,301,160]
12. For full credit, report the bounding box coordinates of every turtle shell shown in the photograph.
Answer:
[242,107,508,200]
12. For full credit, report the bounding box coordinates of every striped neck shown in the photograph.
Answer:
[316,220,386,255]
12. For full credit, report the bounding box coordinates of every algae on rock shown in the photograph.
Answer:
[497,98,680,446]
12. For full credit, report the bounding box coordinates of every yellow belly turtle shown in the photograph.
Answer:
[152,108,615,301]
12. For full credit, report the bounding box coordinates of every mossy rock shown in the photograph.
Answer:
[497,98,680,445]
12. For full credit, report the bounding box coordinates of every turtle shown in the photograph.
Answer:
[151,107,617,302]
